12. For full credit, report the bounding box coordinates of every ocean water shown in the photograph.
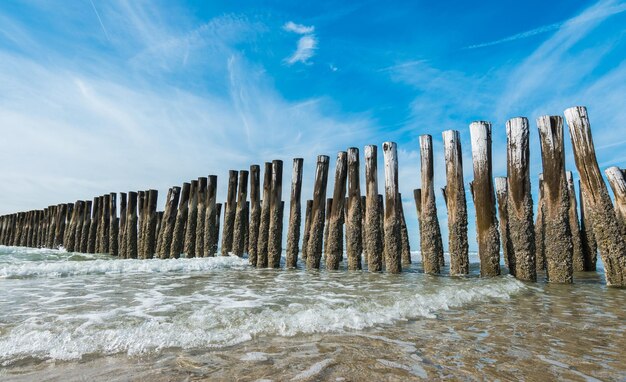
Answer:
[0,246,624,381]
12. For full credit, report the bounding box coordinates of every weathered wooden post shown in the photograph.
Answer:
[155,188,171,256]
[232,171,250,257]
[72,202,85,252]
[537,116,573,283]
[363,146,383,272]
[378,194,385,253]
[535,176,546,271]
[248,165,261,265]
[566,172,585,271]
[256,163,272,267]
[286,158,304,268]
[65,201,80,252]
[54,203,68,249]
[268,160,284,268]
[323,198,333,251]
[399,196,411,266]
[605,166,626,237]
[419,135,444,274]
[360,195,367,263]
[118,194,126,257]
[382,142,401,273]
[221,171,238,256]
[565,106,626,286]
[195,177,208,257]
[170,182,190,259]
[137,191,146,256]
[579,180,597,271]
[505,117,536,281]
[214,203,222,253]
[126,191,138,259]
[204,176,218,257]
[495,177,513,271]
[155,212,163,248]
[306,155,330,269]
[441,130,469,275]
[143,189,158,258]
[326,152,348,270]
[301,199,313,262]
[183,180,199,257]
[469,121,500,277]
[109,193,119,257]
[346,148,363,270]
[157,187,180,258]
[244,201,250,253]
[80,201,92,253]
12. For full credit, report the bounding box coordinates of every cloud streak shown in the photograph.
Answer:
[283,21,317,65]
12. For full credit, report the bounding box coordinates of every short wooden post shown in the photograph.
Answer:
[301,199,313,262]
[378,194,385,253]
[306,155,330,269]
[346,148,363,270]
[566,172,585,271]
[157,187,179,258]
[506,117,536,281]
[442,130,469,275]
[535,176,546,271]
[565,106,626,286]
[364,145,383,272]
[326,152,348,270]
[137,191,146,256]
[155,188,171,257]
[65,201,80,251]
[268,160,284,268]
[323,198,333,250]
[204,176,218,256]
[382,142,401,273]
[605,166,626,237]
[256,163,272,267]
[118,194,127,258]
[244,201,249,253]
[80,201,92,253]
[54,203,68,249]
[221,171,238,256]
[183,180,199,257]
[143,189,158,258]
[125,192,138,259]
[495,177,513,271]
[286,158,304,268]
[170,182,190,258]
[195,177,208,257]
[360,195,367,264]
[109,193,119,257]
[214,202,222,253]
[232,171,250,257]
[248,166,261,265]
[419,135,444,274]
[469,121,500,277]
[398,194,411,266]
[537,116,573,283]
[579,180,597,271]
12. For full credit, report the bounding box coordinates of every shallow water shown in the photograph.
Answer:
[0,246,624,381]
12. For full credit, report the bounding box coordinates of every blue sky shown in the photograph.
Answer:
[1,0,625,250]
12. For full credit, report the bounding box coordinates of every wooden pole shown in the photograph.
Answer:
[195,177,208,257]
[80,201,92,253]
[301,199,313,263]
[360,195,367,264]
[109,193,119,257]
[87,197,98,253]
[65,201,80,252]
[118,194,126,258]
[364,145,383,272]
[170,182,190,259]
[605,166,626,238]
[505,117,536,281]
[442,130,469,275]
[286,158,304,268]
[221,171,238,256]
[323,198,333,251]
[565,106,626,286]
[155,188,171,257]
[346,148,363,270]
[204,176,218,257]
[579,179,597,271]
[268,160,284,268]
[305,155,330,269]
[248,165,261,265]
[183,180,199,257]
[137,191,146,256]
[382,142,401,273]
[125,191,138,259]
[232,171,250,257]
[157,187,180,258]
[214,202,222,254]
[566,171,585,271]
[256,163,272,267]
[378,194,385,255]
[398,195,411,267]
[535,175,546,272]
[419,135,444,274]
[469,121,500,277]
[54,203,67,249]
[143,189,158,258]
[495,177,513,271]
[537,116,573,283]
[244,201,250,254]
[326,152,348,270]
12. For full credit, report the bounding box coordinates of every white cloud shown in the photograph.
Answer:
[285,35,318,65]
[283,21,314,35]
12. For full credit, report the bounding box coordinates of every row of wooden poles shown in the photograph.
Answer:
[1,106,625,286]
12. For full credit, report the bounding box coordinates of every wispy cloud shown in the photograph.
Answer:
[283,21,317,65]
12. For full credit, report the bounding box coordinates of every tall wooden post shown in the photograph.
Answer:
[566,172,585,271]
[346,148,363,270]
[221,171,238,256]
[232,171,250,257]
[256,163,272,267]
[268,160,284,268]
[535,176,546,271]
[579,180,597,271]
[565,106,626,286]
[506,117,536,281]
[537,116,573,283]
[495,177,513,271]
[442,130,469,275]
[286,158,304,268]
[183,180,199,257]
[420,135,444,274]
[156,187,179,258]
[125,192,138,259]
[382,142,401,273]
[301,200,313,263]
[204,176,218,257]
[248,166,261,265]
[195,177,208,257]
[65,201,80,252]
[170,182,190,259]
[364,145,383,272]
[326,152,348,270]
[306,155,330,269]
[469,121,500,277]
